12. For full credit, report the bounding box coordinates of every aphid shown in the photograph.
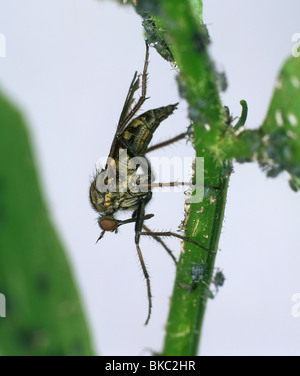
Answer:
[180,262,225,298]
[206,269,226,299]
[89,43,212,325]
[185,259,205,283]
[178,259,206,293]
[190,262,204,283]
[212,269,225,291]
[142,17,175,64]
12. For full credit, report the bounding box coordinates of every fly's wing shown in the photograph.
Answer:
[118,72,140,132]
[107,72,140,162]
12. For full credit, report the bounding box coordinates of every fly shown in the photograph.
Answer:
[90,43,212,325]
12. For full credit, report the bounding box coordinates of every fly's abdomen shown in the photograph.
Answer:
[120,103,178,156]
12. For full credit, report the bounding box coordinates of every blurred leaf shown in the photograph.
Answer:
[261,56,300,189]
[0,90,94,355]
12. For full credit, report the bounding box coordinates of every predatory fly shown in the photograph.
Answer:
[89,43,212,325]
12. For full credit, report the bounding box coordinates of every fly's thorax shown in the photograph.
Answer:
[91,148,151,206]
[90,171,146,214]
[90,178,108,214]
[100,191,151,213]
[89,179,102,211]
[90,188,122,215]
[90,170,121,215]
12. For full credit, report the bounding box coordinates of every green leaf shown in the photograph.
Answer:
[0,90,94,355]
[260,56,300,186]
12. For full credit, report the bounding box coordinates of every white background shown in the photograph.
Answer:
[0,0,300,356]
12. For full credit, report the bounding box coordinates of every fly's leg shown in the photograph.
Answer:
[140,182,220,190]
[142,181,188,188]
[136,244,152,326]
[146,132,187,153]
[142,224,177,265]
[134,200,152,326]
[140,230,215,255]
[145,132,221,190]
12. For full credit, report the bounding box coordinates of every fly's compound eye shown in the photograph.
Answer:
[99,217,117,232]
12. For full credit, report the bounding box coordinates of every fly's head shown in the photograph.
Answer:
[98,216,118,232]
[96,212,155,243]
[96,215,119,242]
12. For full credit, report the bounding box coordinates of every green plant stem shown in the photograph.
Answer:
[151,0,230,355]
[130,0,300,354]
[162,166,230,355]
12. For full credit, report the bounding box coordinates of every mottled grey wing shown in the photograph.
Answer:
[107,72,140,161]
[117,71,140,132]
